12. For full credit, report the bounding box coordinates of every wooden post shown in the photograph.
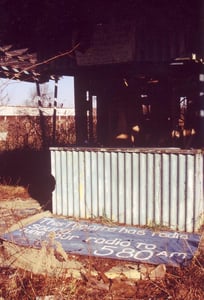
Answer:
[74,74,88,145]
[52,78,58,146]
[36,80,46,148]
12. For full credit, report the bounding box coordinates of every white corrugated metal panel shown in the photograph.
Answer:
[50,148,204,232]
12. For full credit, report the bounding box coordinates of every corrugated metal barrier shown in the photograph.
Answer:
[50,148,204,232]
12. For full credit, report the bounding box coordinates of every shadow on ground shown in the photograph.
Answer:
[0,149,56,210]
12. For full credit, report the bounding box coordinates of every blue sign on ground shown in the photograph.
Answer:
[2,217,201,266]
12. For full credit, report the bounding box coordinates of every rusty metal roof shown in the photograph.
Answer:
[0,45,41,81]
[0,44,78,82]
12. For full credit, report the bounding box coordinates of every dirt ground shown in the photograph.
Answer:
[0,185,204,300]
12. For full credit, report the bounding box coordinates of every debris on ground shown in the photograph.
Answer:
[0,185,204,299]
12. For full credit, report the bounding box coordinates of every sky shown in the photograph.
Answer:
[0,76,75,108]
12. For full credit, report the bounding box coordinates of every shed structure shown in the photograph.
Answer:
[0,0,203,148]
[0,0,204,230]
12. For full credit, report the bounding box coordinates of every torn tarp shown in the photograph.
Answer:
[1,217,201,267]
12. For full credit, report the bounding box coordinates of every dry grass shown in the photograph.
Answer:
[0,184,29,200]
[0,255,203,299]
[0,185,204,299]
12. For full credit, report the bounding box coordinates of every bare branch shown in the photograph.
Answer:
[11,43,81,80]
